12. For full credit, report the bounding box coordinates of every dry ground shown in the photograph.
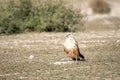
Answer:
[0,0,120,80]
[0,30,120,80]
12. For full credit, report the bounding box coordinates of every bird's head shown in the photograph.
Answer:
[66,33,73,38]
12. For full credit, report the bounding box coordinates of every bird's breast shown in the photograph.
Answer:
[64,38,75,49]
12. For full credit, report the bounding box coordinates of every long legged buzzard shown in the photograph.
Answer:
[63,33,85,61]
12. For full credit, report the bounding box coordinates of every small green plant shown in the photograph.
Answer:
[0,0,35,34]
[0,0,83,34]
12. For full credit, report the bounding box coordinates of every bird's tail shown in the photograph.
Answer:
[77,47,85,60]
[79,52,84,60]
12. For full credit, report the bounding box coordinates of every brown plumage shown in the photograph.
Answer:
[63,33,84,61]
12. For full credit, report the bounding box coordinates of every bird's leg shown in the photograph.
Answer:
[67,56,70,62]
[76,58,77,62]
[75,56,78,63]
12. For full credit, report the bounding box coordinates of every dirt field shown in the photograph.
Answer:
[0,0,120,80]
[0,30,120,80]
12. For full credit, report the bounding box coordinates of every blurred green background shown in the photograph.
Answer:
[0,0,120,34]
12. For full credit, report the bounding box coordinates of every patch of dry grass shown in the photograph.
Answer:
[0,30,120,80]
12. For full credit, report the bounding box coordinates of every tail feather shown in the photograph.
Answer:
[79,52,84,60]
[77,45,85,60]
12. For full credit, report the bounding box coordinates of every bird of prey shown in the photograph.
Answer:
[63,33,85,61]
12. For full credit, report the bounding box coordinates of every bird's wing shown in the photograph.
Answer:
[75,40,85,59]
[72,46,79,55]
